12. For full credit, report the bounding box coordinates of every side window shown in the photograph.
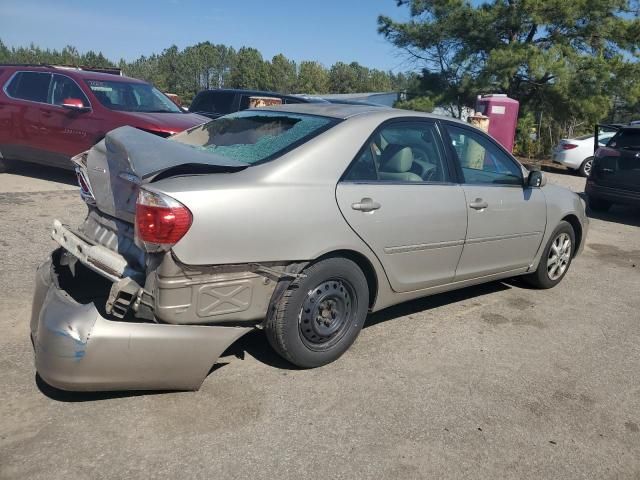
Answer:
[343,121,450,183]
[50,75,90,107]
[5,72,51,103]
[445,124,523,185]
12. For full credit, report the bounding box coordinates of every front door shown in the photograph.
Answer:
[336,120,468,293]
[39,74,96,166]
[443,123,547,281]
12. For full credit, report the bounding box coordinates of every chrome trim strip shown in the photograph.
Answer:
[384,239,464,254]
[385,232,542,254]
[466,231,541,245]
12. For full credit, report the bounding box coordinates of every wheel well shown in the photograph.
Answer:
[315,250,378,309]
[562,214,583,256]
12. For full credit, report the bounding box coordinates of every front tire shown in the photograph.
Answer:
[265,257,369,368]
[523,221,575,289]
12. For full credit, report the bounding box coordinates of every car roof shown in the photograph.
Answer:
[256,102,466,123]
[0,64,146,84]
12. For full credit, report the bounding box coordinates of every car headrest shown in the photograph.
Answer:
[380,144,413,173]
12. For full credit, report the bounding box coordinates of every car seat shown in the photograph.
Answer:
[378,144,423,182]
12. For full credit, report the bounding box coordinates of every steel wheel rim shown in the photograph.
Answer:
[547,232,572,280]
[583,159,592,176]
[298,278,356,350]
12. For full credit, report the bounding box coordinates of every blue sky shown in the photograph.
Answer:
[0,0,414,71]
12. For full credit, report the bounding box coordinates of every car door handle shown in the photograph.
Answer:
[469,198,488,210]
[352,198,381,212]
[40,108,52,117]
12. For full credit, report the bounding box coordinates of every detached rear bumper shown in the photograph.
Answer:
[30,251,253,392]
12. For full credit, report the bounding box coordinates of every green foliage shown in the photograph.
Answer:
[297,61,329,93]
[227,47,269,90]
[0,39,409,104]
[394,96,435,112]
[379,0,640,155]
[269,54,297,93]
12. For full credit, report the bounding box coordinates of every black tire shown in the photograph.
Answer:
[523,221,575,289]
[0,157,10,173]
[587,195,611,212]
[579,157,593,177]
[265,257,369,368]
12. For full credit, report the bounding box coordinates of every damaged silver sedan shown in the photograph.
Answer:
[31,104,588,391]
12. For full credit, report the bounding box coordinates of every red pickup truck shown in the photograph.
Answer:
[0,65,208,170]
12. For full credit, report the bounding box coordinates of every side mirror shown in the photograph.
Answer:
[62,98,90,112]
[527,170,546,188]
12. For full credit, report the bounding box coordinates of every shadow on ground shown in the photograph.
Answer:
[4,160,77,186]
[36,280,513,401]
[586,204,640,228]
[233,280,511,370]
[35,374,180,402]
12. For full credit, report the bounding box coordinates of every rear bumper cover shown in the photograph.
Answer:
[586,181,640,207]
[30,254,253,392]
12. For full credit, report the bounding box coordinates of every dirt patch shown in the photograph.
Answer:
[481,311,545,329]
[588,243,640,268]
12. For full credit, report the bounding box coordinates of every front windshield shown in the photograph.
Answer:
[173,110,339,165]
[85,79,182,113]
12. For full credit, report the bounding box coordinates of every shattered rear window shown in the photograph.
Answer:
[175,110,338,165]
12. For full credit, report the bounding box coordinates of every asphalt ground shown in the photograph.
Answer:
[1,161,639,479]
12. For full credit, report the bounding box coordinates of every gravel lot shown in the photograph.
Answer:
[1,162,639,479]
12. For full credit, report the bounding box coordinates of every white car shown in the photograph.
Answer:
[552,131,615,176]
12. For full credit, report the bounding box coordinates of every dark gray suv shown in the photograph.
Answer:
[189,88,326,119]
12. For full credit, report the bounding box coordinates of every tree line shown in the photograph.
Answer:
[0,40,414,103]
[379,0,640,157]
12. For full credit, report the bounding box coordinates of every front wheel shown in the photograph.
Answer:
[523,221,575,289]
[265,257,369,368]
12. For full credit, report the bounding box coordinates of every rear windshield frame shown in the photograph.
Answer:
[177,109,342,166]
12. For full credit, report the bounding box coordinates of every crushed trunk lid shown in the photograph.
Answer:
[75,126,248,222]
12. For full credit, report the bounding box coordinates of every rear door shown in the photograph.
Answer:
[593,129,640,193]
[336,120,468,293]
[442,123,547,280]
[1,71,52,163]
[38,73,96,166]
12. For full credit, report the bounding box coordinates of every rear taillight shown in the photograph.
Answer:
[135,189,192,252]
[562,143,578,150]
[75,167,95,205]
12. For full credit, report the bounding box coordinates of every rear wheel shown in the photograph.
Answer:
[587,195,611,212]
[0,157,10,173]
[523,221,575,289]
[579,157,593,177]
[265,257,369,368]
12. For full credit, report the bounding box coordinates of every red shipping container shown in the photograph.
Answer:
[475,94,519,153]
